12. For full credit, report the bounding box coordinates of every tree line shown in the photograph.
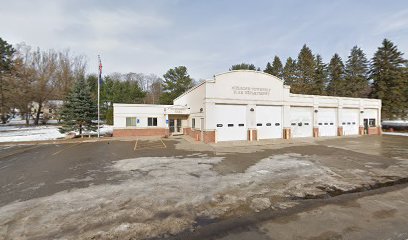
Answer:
[231,39,408,120]
[0,39,87,124]
[1,36,406,127]
[0,36,194,127]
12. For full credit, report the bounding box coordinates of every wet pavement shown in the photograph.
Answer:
[0,135,407,239]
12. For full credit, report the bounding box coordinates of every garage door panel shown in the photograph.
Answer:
[317,108,337,137]
[256,106,282,139]
[340,109,359,135]
[290,107,313,138]
[215,105,247,141]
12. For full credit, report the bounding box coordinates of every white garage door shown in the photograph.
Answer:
[317,108,337,137]
[290,107,313,138]
[340,108,359,135]
[256,106,282,139]
[215,104,247,142]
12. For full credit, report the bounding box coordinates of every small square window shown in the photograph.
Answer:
[266,123,272,126]
[257,123,262,126]
[216,124,223,127]
[238,123,244,127]
[148,117,158,126]
[126,117,137,127]
[275,123,280,126]
[291,123,296,126]
[228,124,234,127]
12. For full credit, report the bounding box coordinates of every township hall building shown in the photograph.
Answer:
[113,70,382,143]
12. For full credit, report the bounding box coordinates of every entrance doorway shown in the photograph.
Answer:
[169,118,182,135]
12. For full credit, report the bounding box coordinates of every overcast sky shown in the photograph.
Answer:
[1,0,407,80]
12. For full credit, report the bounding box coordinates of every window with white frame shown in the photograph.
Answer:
[126,117,137,127]
[148,117,158,126]
[192,118,195,129]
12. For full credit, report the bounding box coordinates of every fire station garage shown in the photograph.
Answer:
[113,70,382,143]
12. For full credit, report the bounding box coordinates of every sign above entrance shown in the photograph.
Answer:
[232,86,271,96]
[164,106,190,115]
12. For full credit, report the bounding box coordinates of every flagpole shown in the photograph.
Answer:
[97,55,101,138]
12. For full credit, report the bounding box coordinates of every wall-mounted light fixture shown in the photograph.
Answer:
[250,108,254,112]
[200,108,203,112]
[314,109,318,113]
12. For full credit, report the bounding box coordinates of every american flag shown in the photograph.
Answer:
[98,56,103,85]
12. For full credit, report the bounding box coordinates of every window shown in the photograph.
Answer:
[291,123,296,126]
[318,123,322,125]
[275,123,280,126]
[148,117,158,126]
[330,123,334,125]
[266,123,272,126]
[126,117,137,127]
[192,118,196,128]
[304,123,309,126]
[257,123,262,126]
[369,119,376,127]
[217,124,223,127]
[228,124,234,127]
[238,123,245,127]
[324,123,328,125]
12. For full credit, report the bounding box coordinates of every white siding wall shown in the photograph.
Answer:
[174,83,206,129]
[113,104,169,128]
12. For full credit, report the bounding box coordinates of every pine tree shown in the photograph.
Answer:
[283,57,297,87]
[344,46,369,98]
[0,37,16,123]
[327,54,346,96]
[159,66,194,104]
[294,44,316,94]
[229,63,257,71]
[59,77,97,136]
[312,54,327,95]
[370,39,407,119]
[264,62,273,75]
[264,56,283,79]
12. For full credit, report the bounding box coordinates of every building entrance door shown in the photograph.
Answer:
[363,118,369,134]
[169,118,182,135]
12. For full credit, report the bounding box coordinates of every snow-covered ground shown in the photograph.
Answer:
[0,125,114,142]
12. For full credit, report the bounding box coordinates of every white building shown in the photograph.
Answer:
[113,71,381,143]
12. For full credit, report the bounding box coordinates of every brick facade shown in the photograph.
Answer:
[247,129,257,141]
[337,127,344,136]
[183,127,215,143]
[283,128,291,139]
[113,128,169,137]
[202,131,216,143]
[313,127,319,138]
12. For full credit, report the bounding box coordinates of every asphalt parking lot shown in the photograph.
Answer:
[0,135,408,239]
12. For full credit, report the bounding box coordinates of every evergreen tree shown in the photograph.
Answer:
[312,54,327,95]
[264,56,283,79]
[370,39,407,119]
[0,37,16,123]
[159,66,194,104]
[327,53,346,96]
[344,46,369,97]
[294,44,316,94]
[283,57,297,87]
[229,63,257,71]
[264,62,273,75]
[59,77,97,136]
